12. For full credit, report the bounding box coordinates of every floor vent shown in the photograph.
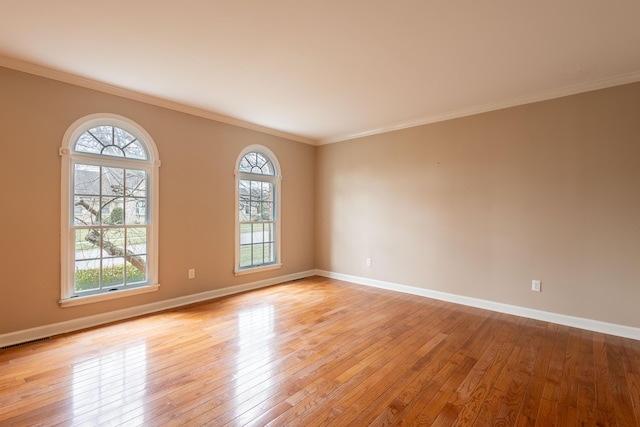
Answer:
[1,336,51,350]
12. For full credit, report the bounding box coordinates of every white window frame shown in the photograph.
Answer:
[60,114,160,307]
[234,145,282,275]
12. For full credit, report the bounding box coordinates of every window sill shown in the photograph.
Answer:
[59,283,160,308]
[234,263,282,276]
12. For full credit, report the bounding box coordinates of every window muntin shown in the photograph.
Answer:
[75,125,147,159]
[238,152,275,175]
[236,148,281,273]
[61,114,159,304]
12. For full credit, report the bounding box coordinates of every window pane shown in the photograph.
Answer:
[102,167,124,196]
[260,202,273,221]
[240,223,252,245]
[239,180,250,196]
[75,260,100,292]
[101,197,124,225]
[252,223,264,243]
[74,196,100,225]
[123,140,147,160]
[250,201,262,221]
[125,197,147,225]
[127,228,147,255]
[250,181,262,199]
[88,126,113,146]
[74,164,100,195]
[264,243,274,263]
[75,229,100,260]
[264,223,273,243]
[239,198,250,221]
[252,243,265,265]
[239,157,252,172]
[126,256,147,284]
[102,228,125,257]
[261,182,272,201]
[113,127,135,149]
[239,245,252,267]
[239,184,250,200]
[102,257,125,287]
[126,169,147,197]
[239,180,251,221]
[257,182,268,201]
[75,132,103,154]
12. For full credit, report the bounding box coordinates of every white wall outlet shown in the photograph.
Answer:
[531,280,541,292]
[366,257,372,267]
[188,268,196,279]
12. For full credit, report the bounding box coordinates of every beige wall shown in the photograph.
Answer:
[0,66,315,334]
[315,82,640,328]
[2,64,639,336]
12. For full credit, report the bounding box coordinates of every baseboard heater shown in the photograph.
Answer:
[0,336,51,350]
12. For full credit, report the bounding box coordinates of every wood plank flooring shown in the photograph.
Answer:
[1,276,639,426]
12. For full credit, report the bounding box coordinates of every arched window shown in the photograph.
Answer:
[235,146,282,274]
[60,114,160,306]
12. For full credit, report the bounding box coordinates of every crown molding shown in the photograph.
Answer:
[3,55,639,147]
[319,71,640,145]
[0,55,317,146]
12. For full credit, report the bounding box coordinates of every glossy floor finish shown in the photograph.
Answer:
[1,277,639,426]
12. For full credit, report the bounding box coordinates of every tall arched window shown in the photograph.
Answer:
[60,114,160,306]
[235,146,282,274]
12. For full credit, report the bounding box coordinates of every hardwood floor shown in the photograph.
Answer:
[1,276,639,426]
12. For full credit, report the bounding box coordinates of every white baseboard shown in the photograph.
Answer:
[4,269,638,348]
[0,270,315,348]
[314,270,640,341]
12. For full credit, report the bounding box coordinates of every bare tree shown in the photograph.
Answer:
[75,199,146,272]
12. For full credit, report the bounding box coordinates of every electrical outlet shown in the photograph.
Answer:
[366,257,372,267]
[531,280,541,292]
[188,268,196,279]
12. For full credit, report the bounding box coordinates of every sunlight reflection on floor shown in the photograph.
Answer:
[71,342,147,425]
[233,303,276,422]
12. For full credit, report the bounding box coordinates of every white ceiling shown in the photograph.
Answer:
[1,1,640,145]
